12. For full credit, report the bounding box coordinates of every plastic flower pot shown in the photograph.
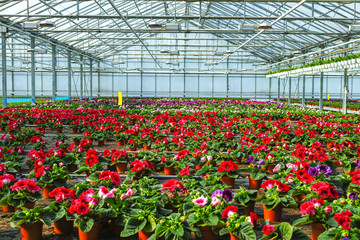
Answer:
[197,226,215,240]
[138,230,153,240]
[221,176,235,188]
[97,140,104,146]
[229,232,241,240]
[42,185,55,199]
[71,128,78,134]
[244,201,255,216]
[266,164,276,174]
[263,204,283,222]
[20,221,43,240]
[164,166,176,175]
[248,176,262,190]
[78,221,101,240]
[73,140,80,146]
[53,217,73,235]
[16,202,35,212]
[56,129,63,134]
[310,222,325,240]
[2,205,15,213]
[196,164,204,170]
[128,147,137,151]
[293,194,306,202]
[110,219,123,236]
[116,163,127,173]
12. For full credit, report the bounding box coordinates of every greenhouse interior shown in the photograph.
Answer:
[1,0,360,240]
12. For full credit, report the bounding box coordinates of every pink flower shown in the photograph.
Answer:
[211,197,221,207]
[120,194,127,200]
[325,206,332,213]
[273,164,281,172]
[192,196,208,207]
[98,186,116,199]
[89,198,98,207]
[126,188,134,197]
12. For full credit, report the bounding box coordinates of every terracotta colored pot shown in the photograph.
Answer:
[16,202,35,211]
[229,232,241,240]
[117,141,122,146]
[56,129,63,134]
[164,166,176,175]
[2,205,15,213]
[97,140,104,146]
[111,219,124,236]
[128,147,137,151]
[244,201,255,216]
[248,176,262,190]
[326,142,332,149]
[263,204,283,222]
[20,221,43,240]
[54,217,73,235]
[73,140,80,146]
[78,221,101,240]
[67,163,78,172]
[42,185,55,199]
[143,144,151,150]
[116,163,127,173]
[221,176,235,188]
[311,222,326,240]
[344,167,355,176]
[197,226,215,240]
[138,230,153,240]
[71,128,78,134]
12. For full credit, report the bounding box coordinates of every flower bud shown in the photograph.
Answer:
[324,206,332,213]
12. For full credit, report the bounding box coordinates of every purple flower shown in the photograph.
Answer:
[339,238,350,240]
[212,190,222,198]
[258,159,265,165]
[221,189,234,202]
[246,156,254,164]
[349,192,358,201]
[308,167,319,177]
[316,164,332,177]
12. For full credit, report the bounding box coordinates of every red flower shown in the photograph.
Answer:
[162,179,186,192]
[299,201,315,215]
[132,162,143,172]
[249,212,257,228]
[217,161,238,173]
[34,165,46,177]
[179,166,190,176]
[263,224,275,235]
[49,187,77,202]
[222,205,238,219]
[85,155,99,167]
[128,139,135,145]
[334,211,353,230]
[352,173,360,185]
[316,152,327,162]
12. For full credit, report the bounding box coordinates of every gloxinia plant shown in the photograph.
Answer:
[219,206,257,240]
[28,163,70,188]
[126,159,155,180]
[260,222,309,240]
[246,156,268,181]
[0,178,41,208]
[216,160,240,179]
[293,198,332,226]
[260,179,297,210]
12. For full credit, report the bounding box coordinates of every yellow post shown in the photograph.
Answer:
[328,94,330,100]
[294,91,297,97]
[118,91,122,105]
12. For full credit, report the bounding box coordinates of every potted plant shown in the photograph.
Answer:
[149,213,200,240]
[233,186,258,216]
[109,150,129,173]
[48,186,77,235]
[0,173,16,212]
[10,206,55,240]
[219,205,258,240]
[0,179,41,210]
[126,138,138,151]
[126,159,155,181]
[260,179,297,222]
[246,156,267,190]
[28,163,70,199]
[216,160,239,188]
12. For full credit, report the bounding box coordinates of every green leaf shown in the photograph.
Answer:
[174,225,184,236]
[121,218,147,237]
[79,218,94,233]
[219,227,231,236]
[277,222,293,240]
[235,222,256,240]
[43,211,56,226]
[291,228,310,240]
[207,214,219,226]
[293,217,311,227]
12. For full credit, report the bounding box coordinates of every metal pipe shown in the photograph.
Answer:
[268,77,271,101]
[52,44,56,102]
[30,36,35,103]
[106,0,163,69]
[288,77,291,105]
[343,68,348,114]
[2,32,6,108]
[89,59,93,100]
[302,75,305,107]
[68,50,71,99]
[312,76,315,99]
[80,55,83,99]
[319,72,324,110]
[214,0,307,68]
[97,61,100,97]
